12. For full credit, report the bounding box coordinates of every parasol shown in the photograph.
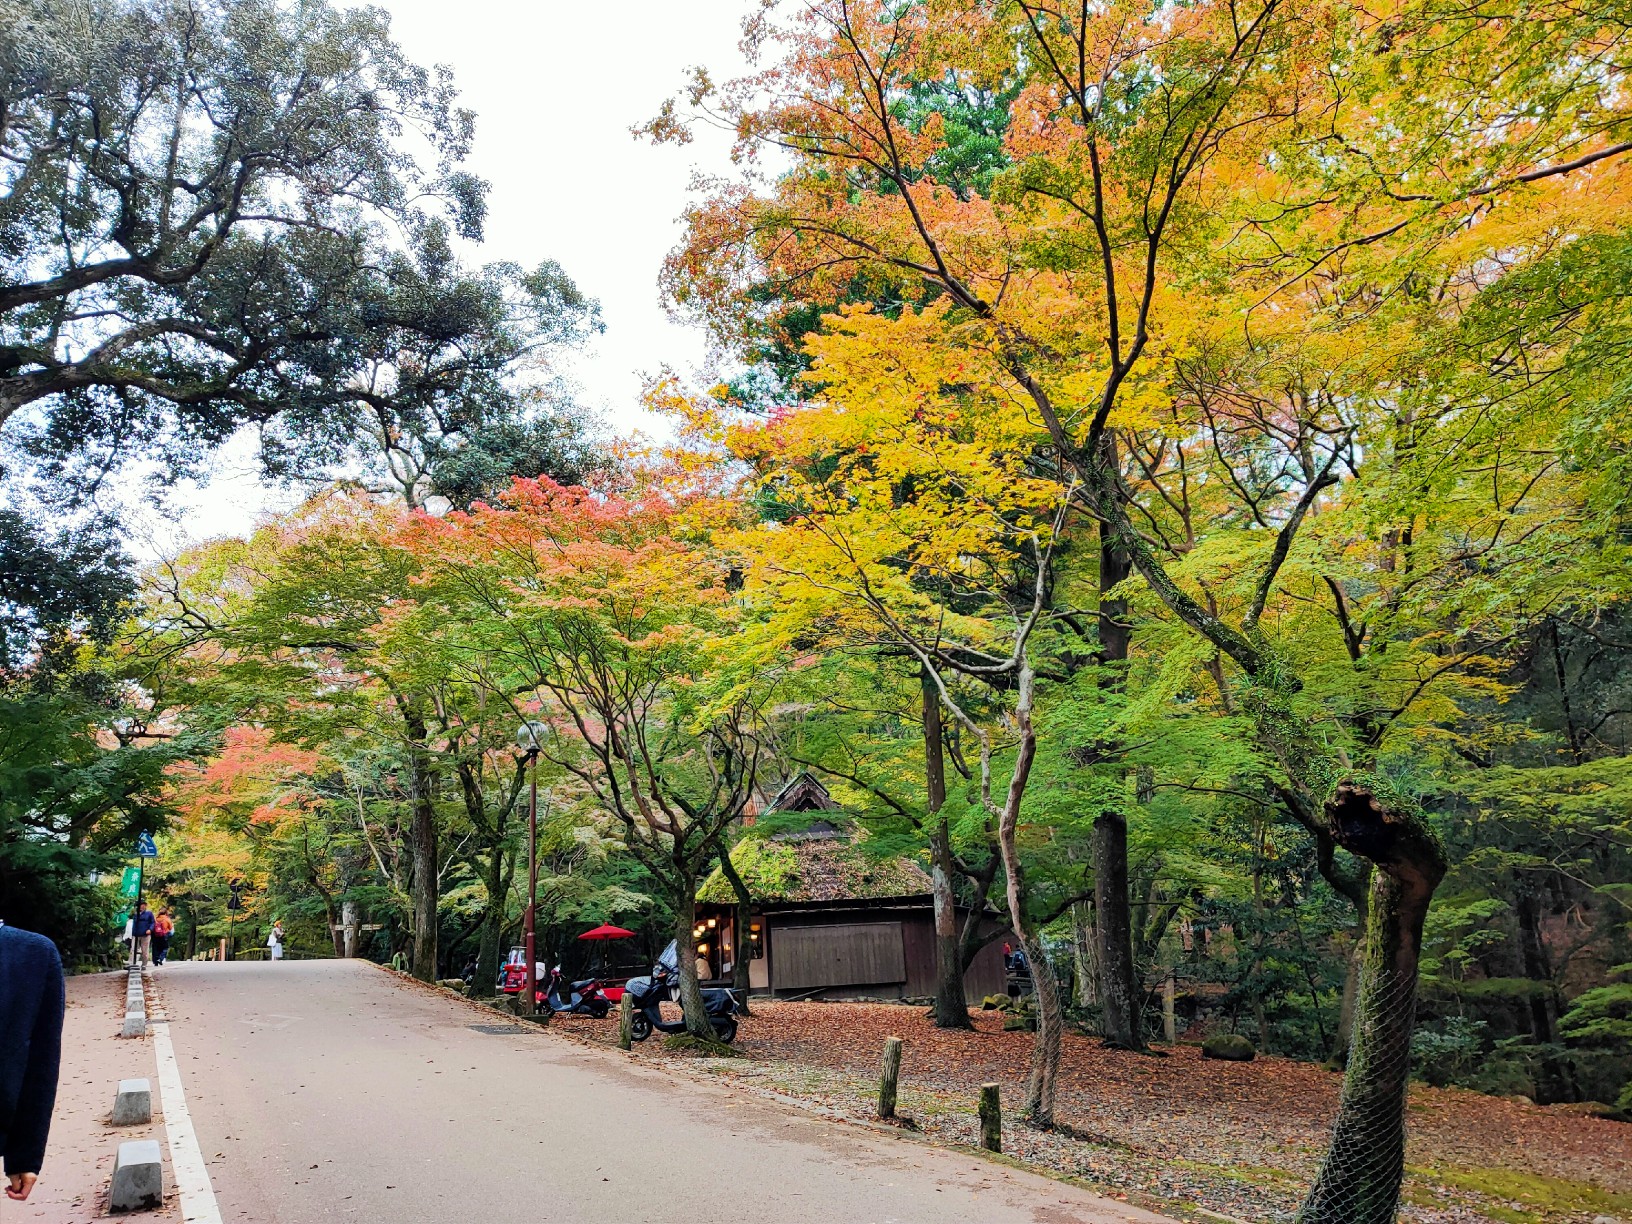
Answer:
[577,923,636,941]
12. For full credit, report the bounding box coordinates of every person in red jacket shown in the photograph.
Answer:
[152,910,174,966]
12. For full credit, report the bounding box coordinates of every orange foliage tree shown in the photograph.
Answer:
[403,474,776,1035]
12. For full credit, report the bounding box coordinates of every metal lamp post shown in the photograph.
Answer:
[515,721,547,1017]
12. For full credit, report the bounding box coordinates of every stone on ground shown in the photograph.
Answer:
[1201,1033,1256,1062]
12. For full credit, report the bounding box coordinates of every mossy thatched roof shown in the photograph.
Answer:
[697,834,933,906]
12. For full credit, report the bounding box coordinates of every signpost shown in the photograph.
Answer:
[126,832,157,970]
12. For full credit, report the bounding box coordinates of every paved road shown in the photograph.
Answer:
[151,960,1172,1224]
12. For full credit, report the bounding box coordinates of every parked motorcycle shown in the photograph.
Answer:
[623,940,740,1044]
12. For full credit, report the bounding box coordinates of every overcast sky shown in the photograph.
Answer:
[127,0,754,556]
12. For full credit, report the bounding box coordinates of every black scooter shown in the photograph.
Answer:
[623,941,740,1044]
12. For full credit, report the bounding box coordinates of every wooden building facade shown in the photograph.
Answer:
[693,775,1007,1002]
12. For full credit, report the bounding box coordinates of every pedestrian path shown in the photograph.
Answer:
[144,959,1174,1224]
[16,970,179,1223]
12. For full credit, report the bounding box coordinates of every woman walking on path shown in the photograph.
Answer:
[268,920,284,961]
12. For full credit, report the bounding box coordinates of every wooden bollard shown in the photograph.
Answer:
[1162,969,1177,1043]
[618,989,634,1051]
[978,1082,1001,1152]
[878,1036,903,1119]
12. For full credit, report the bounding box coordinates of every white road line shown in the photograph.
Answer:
[149,1018,225,1224]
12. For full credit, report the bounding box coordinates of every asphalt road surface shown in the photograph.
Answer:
[151,960,1173,1224]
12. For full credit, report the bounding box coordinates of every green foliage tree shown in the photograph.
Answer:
[0,0,483,488]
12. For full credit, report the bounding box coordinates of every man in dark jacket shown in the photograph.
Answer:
[132,904,156,969]
[0,923,65,1202]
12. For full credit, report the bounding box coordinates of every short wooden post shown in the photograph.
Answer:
[1162,969,1177,1043]
[978,1082,1001,1152]
[618,989,633,1051]
[878,1036,903,1119]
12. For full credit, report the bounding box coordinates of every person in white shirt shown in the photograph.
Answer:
[267,920,285,961]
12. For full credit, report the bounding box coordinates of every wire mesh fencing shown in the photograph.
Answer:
[1297,966,1422,1224]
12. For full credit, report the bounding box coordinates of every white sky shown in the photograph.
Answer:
[126,0,755,557]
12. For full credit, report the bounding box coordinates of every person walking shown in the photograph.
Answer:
[151,910,174,966]
[0,922,65,1203]
[267,920,285,961]
[131,904,156,970]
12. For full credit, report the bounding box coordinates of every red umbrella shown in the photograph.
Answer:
[577,924,636,941]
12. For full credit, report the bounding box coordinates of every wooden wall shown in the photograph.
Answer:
[772,921,906,990]
[757,905,1009,1001]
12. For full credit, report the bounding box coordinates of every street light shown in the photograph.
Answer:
[515,720,547,1018]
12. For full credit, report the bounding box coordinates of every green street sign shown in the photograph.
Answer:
[119,867,141,899]
[114,909,130,929]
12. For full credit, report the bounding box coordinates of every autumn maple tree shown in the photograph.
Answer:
[653,0,1632,1215]
[699,303,1085,1119]
[403,474,773,1035]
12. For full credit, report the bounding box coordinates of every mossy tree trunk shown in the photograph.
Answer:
[1091,518,1144,1050]
[717,847,755,1017]
[398,698,440,983]
[671,884,714,1039]
[1297,784,1447,1224]
[1094,808,1142,1050]
[924,667,973,1030]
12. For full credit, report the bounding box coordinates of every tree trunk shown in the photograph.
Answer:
[409,775,439,981]
[1091,520,1143,1049]
[1020,925,1065,1124]
[1515,879,1575,1102]
[672,885,713,1038]
[717,847,755,1017]
[1072,899,1099,1010]
[1298,786,1446,1224]
[395,699,440,983]
[993,662,1059,1126]
[1094,810,1142,1050]
[341,899,359,959]
[924,667,972,1029]
[1330,934,1361,1064]
[475,846,507,997]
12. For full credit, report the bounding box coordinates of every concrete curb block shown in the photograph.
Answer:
[110,1139,163,1212]
[120,968,147,1038]
[112,1078,152,1126]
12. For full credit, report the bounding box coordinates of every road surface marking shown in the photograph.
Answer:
[150,1018,225,1224]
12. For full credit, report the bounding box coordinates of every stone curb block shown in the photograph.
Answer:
[121,968,146,1038]
[111,1078,152,1126]
[110,1139,163,1212]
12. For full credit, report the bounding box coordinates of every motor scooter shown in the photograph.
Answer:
[544,967,611,1017]
[623,940,740,1044]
